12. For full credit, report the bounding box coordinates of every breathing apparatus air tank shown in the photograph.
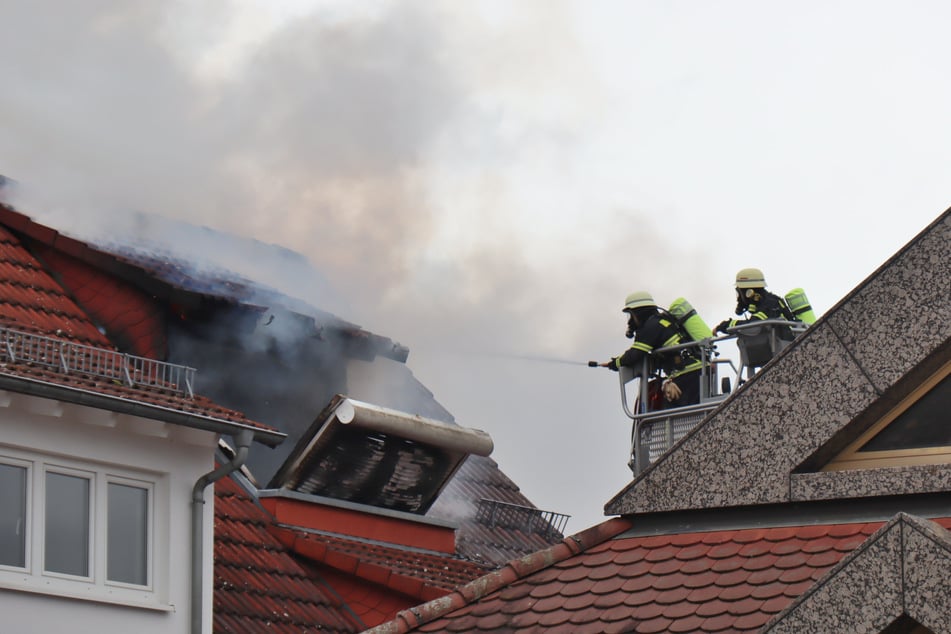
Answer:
[668,297,713,341]
[784,288,816,324]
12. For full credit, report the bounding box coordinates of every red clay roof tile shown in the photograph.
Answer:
[555,564,591,583]
[624,587,660,607]
[498,582,533,601]
[560,580,597,597]
[694,598,729,618]
[734,611,771,630]
[745,566,783,586]
[680,557,713,574]
[589,575,626,595]
[652,585,691,605]
[528,581,566,599]
[614,545,649,565]
[710,557,743,573]
[740,553,779,571]
[777,565,816,583]
[760,594,791,614]
[649,558,685,576]
[652,570,689,591]
[707,541,743,559]
[214,477,363,632]
[701,612,737,632]
[669,613,706,633]
[621,572,656,593]
[587,561,624,581]
[562,591,597,611]
[540,611,575,629]
[638,615,673,633]
[386,518,951,633]
[806,550,842,568]
[674,543,709,560]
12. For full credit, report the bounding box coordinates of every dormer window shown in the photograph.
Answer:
[824,361,951,471]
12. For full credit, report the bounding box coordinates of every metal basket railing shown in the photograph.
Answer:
[0,326,196,397]
[475,498,570,539]
[620,320,808,474]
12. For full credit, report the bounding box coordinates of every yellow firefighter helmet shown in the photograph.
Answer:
[623,291,656,312]
[735,267,767,289]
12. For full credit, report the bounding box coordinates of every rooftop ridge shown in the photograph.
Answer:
[270,522,478,561]
[271,525,491,600]
[366,517,632,634]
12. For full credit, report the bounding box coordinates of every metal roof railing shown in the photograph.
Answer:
[476,498,570,539]
[0,326,196,397]
[621,320,809,475]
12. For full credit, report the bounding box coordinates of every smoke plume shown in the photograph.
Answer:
[0,0,721,530]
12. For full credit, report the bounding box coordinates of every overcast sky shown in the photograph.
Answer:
[2,0,949,532]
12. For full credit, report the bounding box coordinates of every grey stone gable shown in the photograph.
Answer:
[606,208,951,516]
[763,513,951,633]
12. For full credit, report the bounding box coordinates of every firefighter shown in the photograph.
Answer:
[712,268,795,335]
[600,291,702,409]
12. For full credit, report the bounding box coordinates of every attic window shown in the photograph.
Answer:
[858,374,950,452]
[824,360,951,471]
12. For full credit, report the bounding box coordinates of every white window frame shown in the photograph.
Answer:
[104,475,154,591]
[41,464,95,582]
[0,456,32,573]
[0,449,170,610]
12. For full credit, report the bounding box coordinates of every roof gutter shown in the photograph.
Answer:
[191,430,253,634]
[0,372,285,447]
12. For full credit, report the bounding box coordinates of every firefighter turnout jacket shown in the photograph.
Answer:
[614,312,703,378]
[715,288,794,333]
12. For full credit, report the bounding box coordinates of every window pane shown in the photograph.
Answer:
[860,375,951,452]
[45,472,89,576]
[0,464,27,568]
[107,483,148,585]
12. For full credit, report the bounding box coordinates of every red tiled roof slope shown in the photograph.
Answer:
[272,526,492,596]
[214,475,365,633]
[385,517,951,633]
[0,225,109,346]
[319,567,415,629]
[33,243,166,358]
[0,221,275,435]
[272,526,493,629]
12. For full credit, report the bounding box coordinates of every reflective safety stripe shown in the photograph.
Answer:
[659,319,682,348]
[669,360,703,377]
[632,341,653,353]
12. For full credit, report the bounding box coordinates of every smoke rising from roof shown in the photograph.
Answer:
[0,1,717,364]
[12,1,945,532]
[0,0,721,530]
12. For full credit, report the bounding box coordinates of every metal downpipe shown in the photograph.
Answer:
[191,429,253,634]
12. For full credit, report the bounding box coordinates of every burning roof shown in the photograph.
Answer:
[0,200,565,568]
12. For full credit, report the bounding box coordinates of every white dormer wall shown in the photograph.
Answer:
[0,390,218,634]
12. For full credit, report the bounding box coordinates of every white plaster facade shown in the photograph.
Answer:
[0,390,219,634]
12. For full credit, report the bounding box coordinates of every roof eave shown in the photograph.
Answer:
[0,372,285,447]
